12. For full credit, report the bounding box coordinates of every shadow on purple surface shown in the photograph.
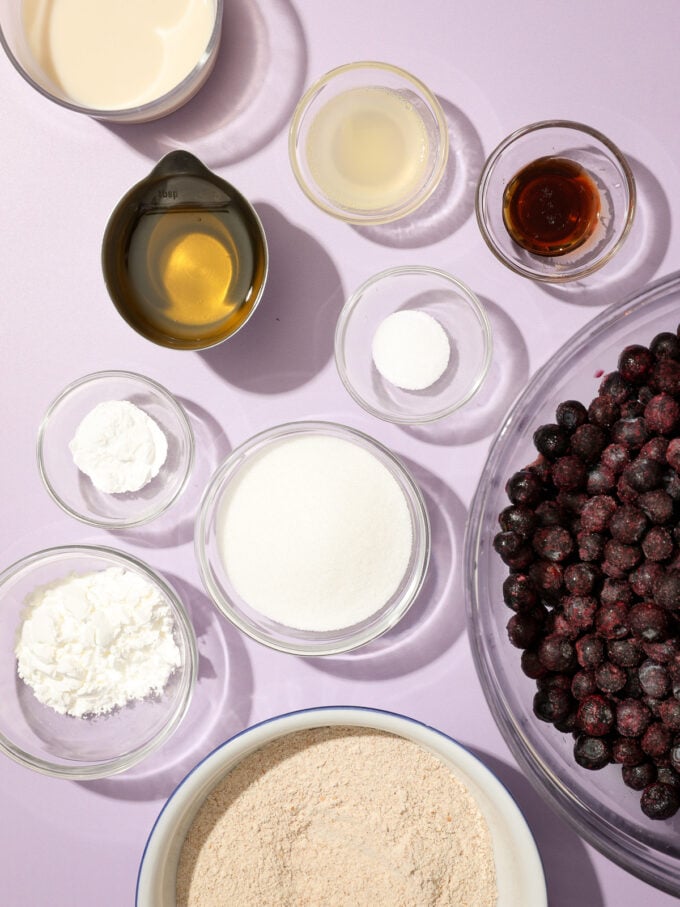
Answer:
[353,96,485,248]
[540,157,670,309]
[306,461,467,680]
[101,0,307,169]
[77,575,253,803]
[469,746,605,907]
[404,295,530,447]
[200,203,344,393]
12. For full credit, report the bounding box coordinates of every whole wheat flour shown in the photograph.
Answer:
[176,726,498,906]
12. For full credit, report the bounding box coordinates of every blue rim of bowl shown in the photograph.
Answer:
[0,2,224,123]
[0,544,198,779]
[334,265,493,424]
[464,270,680,894]
[194,420,431,655]
[135,705,547,906]
[36,369,195,529]
[475,118,637,283]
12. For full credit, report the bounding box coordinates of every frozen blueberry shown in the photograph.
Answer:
[532,526,574,562]
[653,571,680,610]
[616,698,652,738]
[576,694,615,736]
[640,781,680,819]
[533,423,570,460]
[644,393,680,435]
[650,331,680,361]
[555,399,588,432]
[505,469,544,507]
[618,344,654,383]
[573,734,611,770]
[622,761,657,791]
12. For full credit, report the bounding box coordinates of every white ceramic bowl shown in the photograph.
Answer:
[136,707,547,906]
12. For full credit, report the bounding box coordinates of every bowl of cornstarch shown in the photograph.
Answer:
[0,545,197,779]
[136,706,547,906]
[195,421,430,655]
[335,266,493,424]
[37,370,194,529]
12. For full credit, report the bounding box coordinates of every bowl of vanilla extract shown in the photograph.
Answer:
[475,120,636,283]
[102,151,268,350]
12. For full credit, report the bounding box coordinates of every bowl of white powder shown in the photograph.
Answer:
[136,706,547,906]
[37,371,194,529]
[335,266,493,424]
[195,421,430,655]
[0,545,197,779]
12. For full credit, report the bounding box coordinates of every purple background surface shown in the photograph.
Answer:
[3,1,680,904]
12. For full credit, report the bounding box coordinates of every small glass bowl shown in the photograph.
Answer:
[37,371,194,529]
[289,61,449,224]
[465,272,680,894]
[195,421,430,656]
[476,120,636,282]
[0,545,197,779]
[335,266,492,424]
[136,707,547,906]
[0,0,223,123]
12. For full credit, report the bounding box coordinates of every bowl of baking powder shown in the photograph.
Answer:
[195,421,430,655]
[136,706,547,906]
[0,545,197,779]
[37,371,194,529]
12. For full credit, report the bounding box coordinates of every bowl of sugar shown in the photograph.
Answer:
[335,266,493,424]
[136,707,547,906]
[37,370,194,529]
[195,421,430,655]
[289,61,449,224]
[0,545,197,779]
[0,0,223,123]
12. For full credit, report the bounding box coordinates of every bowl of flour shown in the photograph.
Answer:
[136,706,547,907]
[37,371,194,529]
[195,421,430,655]
[335,266,493,424]
[0,545,197,779]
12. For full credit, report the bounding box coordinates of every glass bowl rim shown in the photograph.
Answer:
[464,269,680,894]
[0,543,198,780]
[288,59,449,225]
[135,705,547,907]
[334,265,493,424]
[195,419,431,655]
[36,369,195,529]
[0,1,224,122]
[475,118,637,283]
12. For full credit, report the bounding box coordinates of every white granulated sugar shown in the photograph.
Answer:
[372,309,451,391]
[217,434,413,631]
[176,726,498,907]
[69,399,168,494]
[15,567,181,717]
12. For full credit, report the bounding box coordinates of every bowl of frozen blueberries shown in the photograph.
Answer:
[466,271,680,896]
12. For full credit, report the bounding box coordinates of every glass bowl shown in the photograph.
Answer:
[0,545,197,779]
[195,421,430,655]
[335,266,492,424]
[289,61,449,224]
[37,371,194,529]
[476,120,636,282]
[136,706,547,906]
[0,0,223,123]
[465,271,680,894]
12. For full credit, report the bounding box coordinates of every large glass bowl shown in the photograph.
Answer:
[136,706,547,906]
[195,421,430,656]
[465,271,680,894]
[0,545,197,779]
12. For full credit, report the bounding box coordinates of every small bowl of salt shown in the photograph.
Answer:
[37,371,194,529]
[335,266,493,424]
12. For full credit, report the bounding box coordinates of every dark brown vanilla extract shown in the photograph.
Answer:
[502,156,601,256]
